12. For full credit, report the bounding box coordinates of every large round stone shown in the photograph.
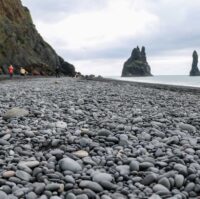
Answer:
[130,160,139,171]
[142,173,157,185]
[3,107,29,119]
[153,184,170,194]
[174,164,187,176]
[98,129,111,136]
[179,123,196,133]
[158,177,170,190]
[59,157,82,172]
[55,121,67,129]
[66,193,76,199]
[18,161,39,168]
[16,170,32,181]
[116,165,130,175]
[175,174,184,188]
[92,172,113,183]
[79,180,103,192]
[0,191,8,199]
[73,150,89,158]
[2,170,15,178]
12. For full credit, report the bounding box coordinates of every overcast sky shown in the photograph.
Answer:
[21,0,200,76]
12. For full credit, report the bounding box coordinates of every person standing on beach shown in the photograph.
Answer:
[55,66,60,78]
[8,65,14,79]
[20,67,26,76]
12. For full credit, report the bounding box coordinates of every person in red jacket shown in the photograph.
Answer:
[8,65,14,79]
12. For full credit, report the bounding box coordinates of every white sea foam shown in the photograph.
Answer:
[107,75,200,88]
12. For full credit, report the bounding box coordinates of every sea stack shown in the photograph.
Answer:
[0,0,75,76]
[190,50,200,76]
[121,46,152,77]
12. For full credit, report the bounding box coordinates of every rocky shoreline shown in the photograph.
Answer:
[0,77,200,199]
[101,78,200,95]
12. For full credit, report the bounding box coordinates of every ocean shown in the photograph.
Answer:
[108,75,200,88]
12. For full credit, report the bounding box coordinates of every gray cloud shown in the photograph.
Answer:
[22,0,107,22]
[21,0,200,71]
[55,29,200,61]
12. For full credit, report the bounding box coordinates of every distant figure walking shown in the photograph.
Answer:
[20,67,26,76]
[74,72,81,78]
[55,67,60,78]
[8,65,14,79]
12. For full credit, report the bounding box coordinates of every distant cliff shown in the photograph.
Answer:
[122,46,152,77]
[190,50,200,76]
[0,0,75,76]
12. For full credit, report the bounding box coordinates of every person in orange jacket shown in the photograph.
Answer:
[8,65,14,79]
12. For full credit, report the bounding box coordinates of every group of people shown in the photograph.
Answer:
[7,65,61,79]
[7,65,28,79]
[6,65,79,79]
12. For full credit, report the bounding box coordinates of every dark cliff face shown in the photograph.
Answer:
[121,46,152,77]
[190,50,200,76]
[0,0,75,76]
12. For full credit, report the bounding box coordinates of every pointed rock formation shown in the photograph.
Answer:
[0,0,75,76]
[121,46,152,77]
[190,50,200,76]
